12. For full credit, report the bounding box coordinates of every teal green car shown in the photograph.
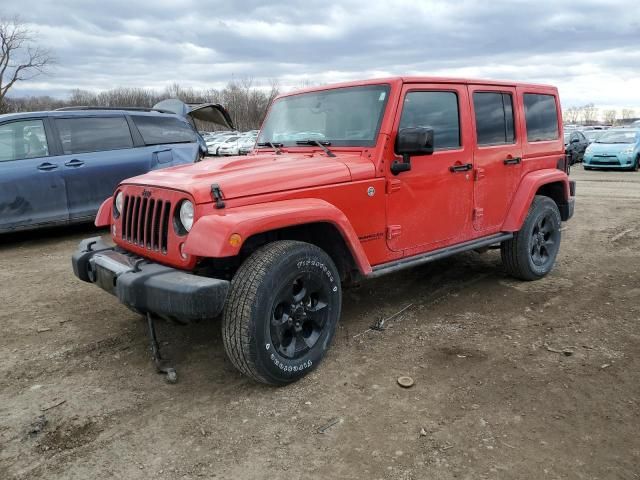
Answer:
[583,129,640,171]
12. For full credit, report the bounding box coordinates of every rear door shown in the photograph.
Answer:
[0,118,68,231]
[469,86,522,232]
[53,115,148,219]
[129,115,201,166]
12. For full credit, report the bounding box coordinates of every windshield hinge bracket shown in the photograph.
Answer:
[211,183,226,209]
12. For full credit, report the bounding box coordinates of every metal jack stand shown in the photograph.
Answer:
[146,313,178,384]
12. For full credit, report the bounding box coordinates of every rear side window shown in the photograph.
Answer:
[0,119,49,162]
[55,116,133,154]
[473,92,515,145]
[399,91,460,150]
[132,116,196,145]
[523,94,559,142]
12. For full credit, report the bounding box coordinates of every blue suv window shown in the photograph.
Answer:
[0,119,49,162]
[131,116,196,146]
[55,116,133,154]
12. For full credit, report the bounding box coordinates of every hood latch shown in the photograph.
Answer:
[211,184,226,209]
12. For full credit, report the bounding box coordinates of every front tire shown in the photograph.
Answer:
[501,196,562,281]
[222,241,342,385]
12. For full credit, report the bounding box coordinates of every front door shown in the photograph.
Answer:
[0,118,68,231]
[468,86,522,232]
[386,84,474,253]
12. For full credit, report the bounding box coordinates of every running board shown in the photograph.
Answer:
[368,233,513,279]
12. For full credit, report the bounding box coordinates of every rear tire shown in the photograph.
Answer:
[632,156,639,172]
[501,196,562,281]
[222,240,342,385]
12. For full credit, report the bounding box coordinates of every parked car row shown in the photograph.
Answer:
[201,130,258,156]
[563,124,640,170]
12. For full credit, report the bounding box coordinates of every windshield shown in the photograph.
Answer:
[258,84,390,147]
[596,130,639,144]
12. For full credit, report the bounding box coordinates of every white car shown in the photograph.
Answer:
[206,133,238,155]
[238,135,258,155]
[216,136,242,156]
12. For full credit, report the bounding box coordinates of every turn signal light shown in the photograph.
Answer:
[229,234,242,247]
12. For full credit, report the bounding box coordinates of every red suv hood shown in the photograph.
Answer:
[122,152,374,204]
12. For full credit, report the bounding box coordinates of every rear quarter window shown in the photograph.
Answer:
[523,94,559,142]
[55,116,133,154]
[132,116,197,145]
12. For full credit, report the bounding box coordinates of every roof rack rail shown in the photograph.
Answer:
[54,106,173,114]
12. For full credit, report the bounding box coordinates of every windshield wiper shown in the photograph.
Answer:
[256,142,283,154]
[296,140,336,157]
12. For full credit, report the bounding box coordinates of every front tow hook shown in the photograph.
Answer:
[146,313,178,384]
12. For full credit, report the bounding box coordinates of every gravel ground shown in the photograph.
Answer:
[1,166,639,480]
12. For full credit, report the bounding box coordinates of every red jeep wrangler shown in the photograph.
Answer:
[73,77,575,385]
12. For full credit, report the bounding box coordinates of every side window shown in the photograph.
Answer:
[55,116,133,154]
[473,92,515,146]
[131,116,196,145]
[523,94,559,142]
[399,91,460,150]
[0,119,49,162]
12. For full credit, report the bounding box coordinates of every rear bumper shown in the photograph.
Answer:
[72,237,229,322]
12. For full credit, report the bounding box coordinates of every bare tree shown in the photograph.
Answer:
[563,106,580,123]
[621,108,635,120]
[581,103,598,125]
[603,109,617,125]
[0,16,55,106]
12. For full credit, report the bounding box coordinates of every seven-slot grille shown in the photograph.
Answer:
[121,194,171,253]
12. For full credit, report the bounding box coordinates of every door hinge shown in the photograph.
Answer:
[386,179,402,194]
[473,208,484,220]
[474,168,485,181]
[387,225,402,239]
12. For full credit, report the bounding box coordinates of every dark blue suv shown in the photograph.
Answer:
[0,103,232,233]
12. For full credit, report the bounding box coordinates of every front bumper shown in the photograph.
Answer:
[72,237,229,322]
[584,154,634,168]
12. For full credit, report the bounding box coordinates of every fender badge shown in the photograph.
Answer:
[367,186,375,197]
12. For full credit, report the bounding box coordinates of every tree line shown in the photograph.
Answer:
[563,103,637,125]
[2,79,280,131]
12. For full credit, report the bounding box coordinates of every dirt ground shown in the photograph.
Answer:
[1,167,639,480]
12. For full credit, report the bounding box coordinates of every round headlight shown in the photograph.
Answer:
[179,200,194,232]
[114,191,124,216]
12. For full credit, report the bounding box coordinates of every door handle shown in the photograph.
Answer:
[449,163,473,173]
[37,162,58,171]
[64,159,84,167]
[504,157,521,165]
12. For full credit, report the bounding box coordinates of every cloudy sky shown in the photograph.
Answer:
[4,0,640,111]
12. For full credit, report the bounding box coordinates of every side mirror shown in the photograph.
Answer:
[392,127,435,175]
